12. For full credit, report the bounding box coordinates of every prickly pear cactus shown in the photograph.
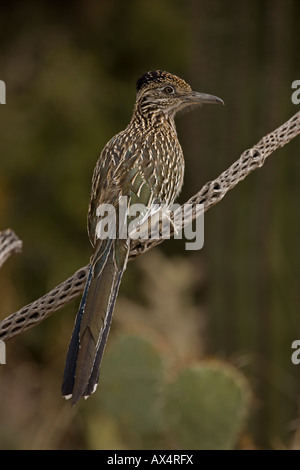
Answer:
[99,334,164,435]
[97,334,251,449]
[163,360,251,449]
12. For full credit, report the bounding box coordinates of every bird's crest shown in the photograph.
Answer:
[136,70,191,92]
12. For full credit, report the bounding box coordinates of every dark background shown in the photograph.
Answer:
[0,0,299,449]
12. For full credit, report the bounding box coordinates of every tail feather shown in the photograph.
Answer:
[61,267,93,398]
[62,238,128,404]
[84,268,123,397]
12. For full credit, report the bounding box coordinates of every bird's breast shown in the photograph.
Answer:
[88,125,185,245]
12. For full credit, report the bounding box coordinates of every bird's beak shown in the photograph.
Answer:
[186,91,224,105]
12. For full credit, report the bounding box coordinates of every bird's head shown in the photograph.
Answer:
[136,70,224,120]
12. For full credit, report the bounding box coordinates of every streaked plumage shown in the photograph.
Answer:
[62,70,223,404]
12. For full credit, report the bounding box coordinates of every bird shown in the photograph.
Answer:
[62,70,224,405]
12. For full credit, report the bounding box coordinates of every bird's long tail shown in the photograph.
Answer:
[62,238,129,405]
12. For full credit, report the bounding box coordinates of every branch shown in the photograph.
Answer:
[0,229,22,269]
[0,265,89,341]
[0,110,299,342]
[129,110,300,257]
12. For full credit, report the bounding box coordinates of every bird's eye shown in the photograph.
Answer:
[164,86,175,94]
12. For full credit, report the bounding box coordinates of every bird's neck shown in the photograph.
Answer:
[130,103,177,135]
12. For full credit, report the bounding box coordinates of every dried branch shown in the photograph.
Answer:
[0,265,89,341]
[129,110,300,257]
[0,110,299,342]
[0,229,22,269]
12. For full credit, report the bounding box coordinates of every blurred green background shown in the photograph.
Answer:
[0,0,300,450]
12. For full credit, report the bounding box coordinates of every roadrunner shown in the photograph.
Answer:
[62,70,223,404]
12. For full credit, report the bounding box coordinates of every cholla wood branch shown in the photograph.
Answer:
[0,110,299,342]
[0,229,22,269]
